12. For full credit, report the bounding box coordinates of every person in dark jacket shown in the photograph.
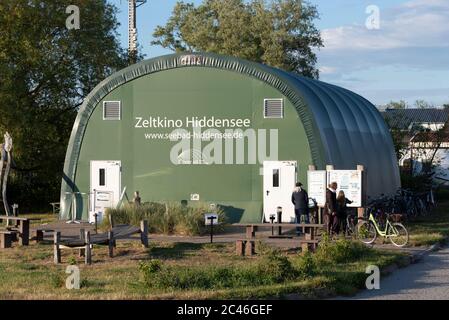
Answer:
[336,190,353,235]
[291,182,309,235]
[324,182,338,235]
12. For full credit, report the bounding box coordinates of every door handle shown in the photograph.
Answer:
[266,190,270,196]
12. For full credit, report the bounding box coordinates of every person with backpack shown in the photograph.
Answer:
[291,182,309,235]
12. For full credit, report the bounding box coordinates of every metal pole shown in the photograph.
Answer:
[209,217,215,243]
[128,0,147,64]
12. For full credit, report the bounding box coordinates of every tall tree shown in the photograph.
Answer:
[0,0,128,210]
[152,0,323,79]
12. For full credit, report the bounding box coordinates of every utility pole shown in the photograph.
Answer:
[128,0,147,65]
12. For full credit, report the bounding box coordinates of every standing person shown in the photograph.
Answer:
[291,182,309,235]
[324,182,338,236]
[336,190,353,235]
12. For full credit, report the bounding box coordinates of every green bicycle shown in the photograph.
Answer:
[356,208,409,247]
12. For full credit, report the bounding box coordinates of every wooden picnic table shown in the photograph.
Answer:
[0,215,38,246]
[232,222,325,255]
[53,221,149,265]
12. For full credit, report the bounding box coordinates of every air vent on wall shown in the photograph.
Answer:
[264,99,284,118]
[103,101,121,120]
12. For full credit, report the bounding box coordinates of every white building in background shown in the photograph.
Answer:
[382,108,449,185]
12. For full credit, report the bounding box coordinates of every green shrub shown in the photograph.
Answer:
[255,251,296,283]
[314,239,371,264]
[292,251,317,278]
[139,251,297,291]
[104,202,227,236]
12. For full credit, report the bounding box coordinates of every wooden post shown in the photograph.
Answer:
[357,165,365,219]
[246,225,257,239]
[235,240,245,256]
[54,232,61,264]
[0,232,13,249]
[245,240,255,256]
[301,242,309,253]
[140,220,149,248]
[305,227,315,241]
[79,229,85,257]
[109,212,115,230]
[36,230,44,243]
[108,231,114,258]
[85,231,92,265]
[18,219,30,246]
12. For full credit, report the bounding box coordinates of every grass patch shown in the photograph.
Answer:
[407,200,449,246]
[138,239,405,298]
[32,251,53,260]
[103,202,227,236]
[0,232,407,299]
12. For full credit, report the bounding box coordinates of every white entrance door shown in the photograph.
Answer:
[263,161,297,223]
[90,161,121,223]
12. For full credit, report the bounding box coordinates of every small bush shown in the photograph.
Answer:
[256,251,296,283]
[292,251,317,278]
[104,202,227,236]
[315,239,371,264]
[139,251,297,291]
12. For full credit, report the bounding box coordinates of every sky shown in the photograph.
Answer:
[109,0,449,106]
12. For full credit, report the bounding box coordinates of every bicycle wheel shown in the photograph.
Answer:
[345,215,354,237]
[356,221,377,244]
[388,223,409,247]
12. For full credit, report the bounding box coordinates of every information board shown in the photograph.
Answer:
[326,170,363,207]
[307,170,327,207]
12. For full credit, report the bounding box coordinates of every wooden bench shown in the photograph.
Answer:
[53,220,149,265]
[233,223,325,255]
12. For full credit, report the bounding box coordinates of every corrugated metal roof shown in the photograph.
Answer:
[382,108,449,130]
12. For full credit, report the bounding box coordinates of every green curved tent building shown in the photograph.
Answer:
[60,52,400,223]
